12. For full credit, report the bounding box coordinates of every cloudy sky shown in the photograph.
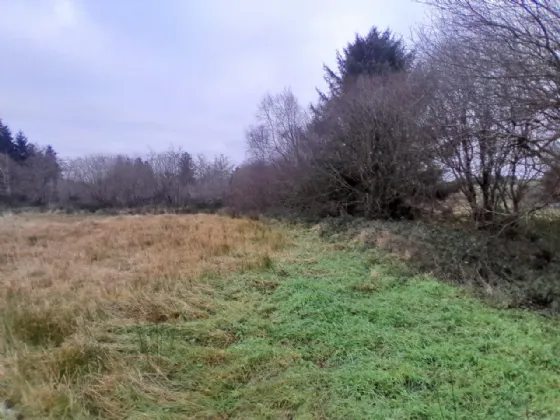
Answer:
[0,0,425,161]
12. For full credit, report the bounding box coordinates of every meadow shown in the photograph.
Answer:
[0,213,558,419]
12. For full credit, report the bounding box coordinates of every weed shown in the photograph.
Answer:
[3,304,78,347]
[351,283,378,293]
[259,253,274,270]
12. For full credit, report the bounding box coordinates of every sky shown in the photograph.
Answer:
[0,0,426,162]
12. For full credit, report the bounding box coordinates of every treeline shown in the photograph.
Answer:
[0,118,233,211]
[231,0,560,227]
[61,151,233,211]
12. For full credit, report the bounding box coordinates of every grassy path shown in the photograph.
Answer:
[129,228,560,419]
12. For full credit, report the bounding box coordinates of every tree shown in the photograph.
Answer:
[320,27,413,100]
[0,153,13,197]
[246,88,309,165]
[418,0,560,223]
[12,145,61,205]
[425,53,543,221]
[194,154,234,202]
[310,73,441,218]
[419,0,560,163]
[243,89,313,212]
[178,152,195,185]
[148,147,192,206]
[0,119,14,157]
[12,131,33,162]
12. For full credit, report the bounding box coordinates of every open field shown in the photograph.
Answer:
[0,214,558,419]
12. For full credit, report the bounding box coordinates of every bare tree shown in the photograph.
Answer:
[415,0,560,224]
[418,0,560,162]
[239,75,445,218]
[61,155,119,207]
[193,154,233,202]
[0,153,12,197]
[424,49,546,221]
[14,149,60,205]
[246,88,310,165]
[242,89,313,212]
[147,148,193,206]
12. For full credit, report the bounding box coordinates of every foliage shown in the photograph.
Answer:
[320,26,413,100]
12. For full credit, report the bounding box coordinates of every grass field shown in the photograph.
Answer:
[0,214,558,419]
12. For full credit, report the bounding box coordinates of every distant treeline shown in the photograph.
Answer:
[0,123,233,211]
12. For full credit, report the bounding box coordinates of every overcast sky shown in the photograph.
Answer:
[0,0,425,161]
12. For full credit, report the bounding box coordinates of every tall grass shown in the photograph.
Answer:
[1,213,557,419]
[0,213,285,418]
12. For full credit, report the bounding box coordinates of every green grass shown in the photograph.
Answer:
[100,228,560,419]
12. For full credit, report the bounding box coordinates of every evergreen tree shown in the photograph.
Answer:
[13,131,32,162]
[0,119,14,157]
[179,152,195,184]
[44,145,60,173]
[321,27,413,99]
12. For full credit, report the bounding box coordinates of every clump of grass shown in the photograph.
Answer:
[258,253,274,270]
[3,303,78,347]
[351,283,378,293]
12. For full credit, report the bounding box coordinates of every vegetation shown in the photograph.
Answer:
[229,0,560,312]
[2,1,558,222]
[0,214,285,418]
[317,213,560,313]
[0,214,558,419]
[235,0,559,223]
[1,1,559,416]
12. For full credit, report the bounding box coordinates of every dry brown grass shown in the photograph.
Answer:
[0,213,286,418]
